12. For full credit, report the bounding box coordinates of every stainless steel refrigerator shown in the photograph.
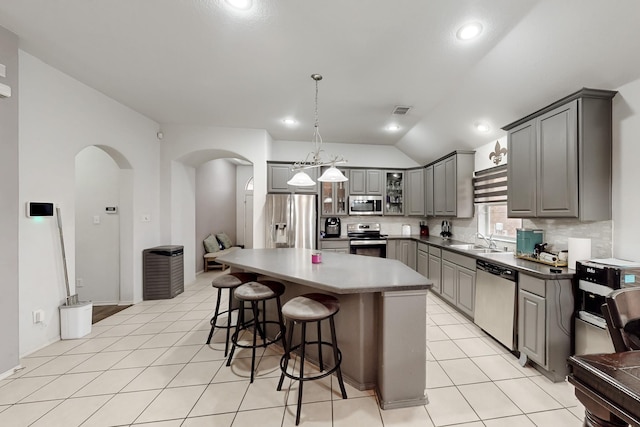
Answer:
[265,194,317,249]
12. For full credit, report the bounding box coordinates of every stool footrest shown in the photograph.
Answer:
[231,322,284,349]
[279,341,343,382]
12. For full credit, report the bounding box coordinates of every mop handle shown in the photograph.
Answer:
[56,206,72,301]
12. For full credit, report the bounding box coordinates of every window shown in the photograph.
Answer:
[477,203,521,242]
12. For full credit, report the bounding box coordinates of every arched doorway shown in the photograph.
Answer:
[75,145,133,305]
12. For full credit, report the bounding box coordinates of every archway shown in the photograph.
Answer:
[176,150,254,274]
[75,145,133,305]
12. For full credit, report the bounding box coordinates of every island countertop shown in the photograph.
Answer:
[216,248,432,294]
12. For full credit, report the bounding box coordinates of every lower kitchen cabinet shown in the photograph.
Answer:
[518,288,546,366]
[440,250,476,317]
[517,273,573,382]
[320,240,349,253]
[417,243,428,278]
[387,239,417,270]
[427,246,442,294]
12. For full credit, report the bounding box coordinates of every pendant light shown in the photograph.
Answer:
[287,74,348,186]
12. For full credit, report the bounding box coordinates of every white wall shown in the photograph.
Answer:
[474,136,508,171]
[159,125,271,285]
[195,159,237,272]
[613,77,640,261]
[19,51,161,356]
[75,146,120,304]
[271,140,420,168]
[236,165,254,247]
[0,26,19,376]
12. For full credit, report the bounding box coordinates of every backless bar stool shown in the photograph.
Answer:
[206,272,257,356]
[227,280,287,383]
[277,293,347,425]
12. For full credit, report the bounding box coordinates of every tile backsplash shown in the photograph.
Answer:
[424,216,612,259]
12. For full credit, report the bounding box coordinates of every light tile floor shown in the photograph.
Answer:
[0,271,586,426]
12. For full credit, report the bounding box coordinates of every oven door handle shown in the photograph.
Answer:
[349,239,387,246]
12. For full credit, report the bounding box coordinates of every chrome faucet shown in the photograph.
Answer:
[477,232,497,249]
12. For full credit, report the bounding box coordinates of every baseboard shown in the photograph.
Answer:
[0,364,23,380]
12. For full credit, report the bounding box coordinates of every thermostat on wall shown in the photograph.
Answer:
[105,206,118,214]
[26,202,54,217]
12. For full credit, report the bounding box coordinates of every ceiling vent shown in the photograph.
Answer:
[392,105,411,115]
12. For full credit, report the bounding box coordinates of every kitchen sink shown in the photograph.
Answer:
[448,244,479,250]
[448,244,503,254]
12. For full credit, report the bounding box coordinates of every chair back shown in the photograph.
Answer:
[602,287,640,352]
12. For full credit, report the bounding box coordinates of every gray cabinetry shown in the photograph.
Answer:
[504,88,616,220]
[267,162,318,193]
[440,250,476,317]
[388,239,417,270]
[441,259,456,305]
[320,240,349,253]
[349,169,383,195]
[428,246,441,294]
[384,171,404,215]
[320,167,348,216]
[456,266,476,317]
[517,273,573,382]
[518,288,546,366]
[431,151,474,218]
[417,243,428,278]
[406,168,425,216]
[425,165,434,216]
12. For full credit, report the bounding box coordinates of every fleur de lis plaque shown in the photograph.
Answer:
[489,141,507,165]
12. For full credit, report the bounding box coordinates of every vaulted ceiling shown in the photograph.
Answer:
[1,0,639,164]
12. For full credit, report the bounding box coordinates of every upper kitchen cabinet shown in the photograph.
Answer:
[320,167,348,216]
[406,168,425,216]
[349,169,383,195]
[384,171,404,215]
[431,151,475,218]
[504,88,616,220]
[267,162,318,194]
[425,165,434,216]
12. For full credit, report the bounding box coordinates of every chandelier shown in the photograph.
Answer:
[287,74,348,186]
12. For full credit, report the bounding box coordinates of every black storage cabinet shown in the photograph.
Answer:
[143,245,184,300]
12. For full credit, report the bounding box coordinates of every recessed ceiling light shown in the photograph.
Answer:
[386,124,401,132]
[282,118,297,125]
[475,122,490,133]
[225,0,252,10]
[457,22,483,40]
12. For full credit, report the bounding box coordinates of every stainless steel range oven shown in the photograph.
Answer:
[347,223,387,258]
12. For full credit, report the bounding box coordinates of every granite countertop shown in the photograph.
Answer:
[216,248,432,294]
[409,235,575,280]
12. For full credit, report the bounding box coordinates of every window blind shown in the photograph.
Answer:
[473,164,507,203]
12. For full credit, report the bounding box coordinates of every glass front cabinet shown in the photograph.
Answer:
[385,171,404,215]
[320,168,349,216]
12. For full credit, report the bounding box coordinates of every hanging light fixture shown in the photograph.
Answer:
[287,74,348,186]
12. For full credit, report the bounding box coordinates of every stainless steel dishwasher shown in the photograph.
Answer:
[474,259,518,350]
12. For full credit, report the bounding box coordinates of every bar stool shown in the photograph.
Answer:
[226,280,287,383]
[277,293,347,425]
[206,272,257,356]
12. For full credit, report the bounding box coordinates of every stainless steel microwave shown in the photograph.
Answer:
[349,196,383,215]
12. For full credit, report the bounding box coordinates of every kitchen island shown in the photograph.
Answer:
[216,248,432,410]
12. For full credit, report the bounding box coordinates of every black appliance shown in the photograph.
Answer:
[325,217,341,237]
[575,259,640,355]
[347,223,387,258]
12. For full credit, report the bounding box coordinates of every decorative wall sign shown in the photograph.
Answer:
[489,141,507,165]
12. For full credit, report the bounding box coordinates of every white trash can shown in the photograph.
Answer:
[60,301,93,339]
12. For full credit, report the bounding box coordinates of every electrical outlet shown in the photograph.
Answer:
[93,215,100,224]
[76,278,84,288]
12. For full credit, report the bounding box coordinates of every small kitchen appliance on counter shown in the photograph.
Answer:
[439,220,451,239]
[575,258,640,355]
[516,229,544,256]
[420,221,429,237]
[324,217,341,237]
